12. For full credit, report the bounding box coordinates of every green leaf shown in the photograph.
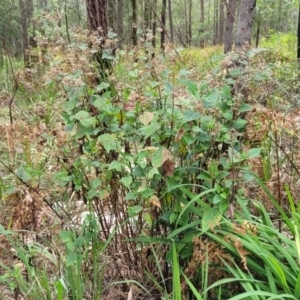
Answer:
[247,148,261,159]
[73,110,90,120]
[108,161,122,172]
[147,167,160,179]
[129,69,138,78]
[16,168,31,181]
[149,81,160,89]
[178,69,191,77]
[66,253,78,267]
[141,122,161,139]
[151,146,171,167]
[102,49,114,60]
[202,207,221,231]
[238,103,252,112]
[121,176,132,188]
[212,194,223,204]
[80,116,97,128]
[197,171,212,180]
[233,118,247,129]
[169,212,178,224]
[183,110,201,122]
[128,205,143,217]
[95,82,110,92]
[98,134,117,153]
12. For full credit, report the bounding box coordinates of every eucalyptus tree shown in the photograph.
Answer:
[235,0,256,48]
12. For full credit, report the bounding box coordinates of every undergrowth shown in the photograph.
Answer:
[0,31,300,300]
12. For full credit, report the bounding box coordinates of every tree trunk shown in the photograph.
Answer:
[117,0,123,45]
[19,0,29,66]
[235,0,256,49]
[107,0,116,31]
[161,0,167,50]
[188,0,192,45]
[218,0,224,44]
[152,0,157,57]
[86,0,108,36]
[168,0,174,43]
[213,0,219,45]
[132,0,138,46]
[297,2,300,61]
[85,0,109,82]
[199,0,205,47]
[224,0,236,53]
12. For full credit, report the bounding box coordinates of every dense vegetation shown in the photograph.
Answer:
[1,1,300,300]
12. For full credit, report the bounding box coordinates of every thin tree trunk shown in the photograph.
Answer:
[107,0,116,31]
[188,0,192,45]
[117,0,123,45]
[168,0,174,43]
[131,0,138,46]
[224,0,236,53]
[214,0,219,45]
[218,0,224,44]
[297,2,300,61]
[152,0,157,57]
[235,0,256,49]
[161,0,167,50]
[200,0,205,47]
[19,0,29,66]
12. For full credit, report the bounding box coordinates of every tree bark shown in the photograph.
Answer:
[107,0,116,31]
[188,0,192,45]
[297,2,300,61]
[199,0,205,47]
[117,0,123,45]
[131,0,138,46]
[213,0,219,45]
[161,0,167,50]
[19,0,29,66]
[152,0,157,57]
[224,0,236,53]
[85,0,108,36]
[168,0,174,43]
[218,0,224,44]
[235,0,256,49]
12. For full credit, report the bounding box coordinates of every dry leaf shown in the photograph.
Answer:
[149,195,161,208]
[175,128,185,141]
[163,159,175,176]
[139,111,154,125]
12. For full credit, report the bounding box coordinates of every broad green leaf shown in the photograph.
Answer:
[202,208,220,231]
[151,146,171,167]
[147,167,159,179]
[16,168,31,181]
[212,194,223,204]
[149,81,160,89]
[80,116,97,128]
[121,176,132,188]
[178,69,191,77]
[233,118,247,129]
[98,134,117,153]
[66,253,78,267]
[95,82,110,92]
[129,69,138,78]
[141,122,161,139]
[238,103,252,112]
[169,212,178,224]
[73,110,90,120]
[108,161,122,172]
[247,148,261,159]
[183,110,201,122]
[128,205,143,217]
